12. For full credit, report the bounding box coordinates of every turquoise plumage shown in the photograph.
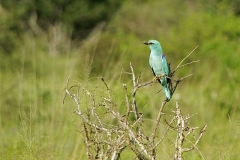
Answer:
[144,40,171,100]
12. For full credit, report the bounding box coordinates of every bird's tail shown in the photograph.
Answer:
[163,85,171,100]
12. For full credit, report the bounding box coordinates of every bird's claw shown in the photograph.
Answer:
[152,76,158,83]
[158,74,165,78]
[152,74,165,82]
[152,73,165,83]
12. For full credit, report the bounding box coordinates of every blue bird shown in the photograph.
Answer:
[144,40,171,101]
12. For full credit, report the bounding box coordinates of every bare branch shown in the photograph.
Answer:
[83,122,92,159]
[65,89,108,132]
[130,62,140,120]
[151,117,175,150]
[80,84,104,127]
[123,83,131,120]
[182,124,207,152]
[62,76,71,104]
[173,46,199,74]
[64,56,205,160]
[151,101,167,140]
[170,74,193,96]
[178,60,200,69]
[173,102,207,159]
[150,100,167,157]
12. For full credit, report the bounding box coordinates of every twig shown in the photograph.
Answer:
[151,101,167,140]
[65,89,108,132]
[171,74,193,96]
[173,102,207,160]
[123,120,154,159]
[136,69,145,84]
[63,76,71,104]
[129,144,149,160]
[141,89,162,108]
[173,46,199,74]
[130,62,140,120]
[151,117,175,150]
[64,58,205,160]
[83,122,92,159]
[123,83,131,120]
[80,84,104,127]
[150,100,167,157]
[180,74,193,81]
[182,124,207,152]
[178,60,200,69]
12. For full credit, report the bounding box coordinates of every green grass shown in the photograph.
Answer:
[1,0,240,159]
[0,26,83,159]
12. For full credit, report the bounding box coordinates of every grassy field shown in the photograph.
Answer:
[1,0,240,159]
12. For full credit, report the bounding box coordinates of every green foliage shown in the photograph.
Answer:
[1,0,240,159]
[0,0,124,54]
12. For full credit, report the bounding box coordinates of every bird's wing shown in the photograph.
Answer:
[161,54,172,92]
[161,54,170,76]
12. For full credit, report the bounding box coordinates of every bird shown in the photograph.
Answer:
[144,40,171,101]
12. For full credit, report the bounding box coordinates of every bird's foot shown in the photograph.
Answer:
[152,76,158,83]
[152,74,165,82]
[157,74,165,78]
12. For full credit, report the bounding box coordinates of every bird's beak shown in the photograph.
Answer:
[143,41,149,45]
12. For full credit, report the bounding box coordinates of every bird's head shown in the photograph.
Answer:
[143,40,162,52]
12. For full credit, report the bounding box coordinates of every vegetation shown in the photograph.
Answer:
[0,0,240,159]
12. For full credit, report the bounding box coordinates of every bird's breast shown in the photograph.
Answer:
[149,54,164,75]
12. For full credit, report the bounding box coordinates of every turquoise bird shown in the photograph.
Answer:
[144,40,171,101]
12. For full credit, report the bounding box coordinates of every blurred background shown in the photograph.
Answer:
[0,0,240,159]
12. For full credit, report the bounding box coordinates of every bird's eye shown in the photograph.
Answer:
[149,42,154,45]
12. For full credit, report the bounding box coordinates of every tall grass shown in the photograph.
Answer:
[1,23,80,159]
[1,0,240,159]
